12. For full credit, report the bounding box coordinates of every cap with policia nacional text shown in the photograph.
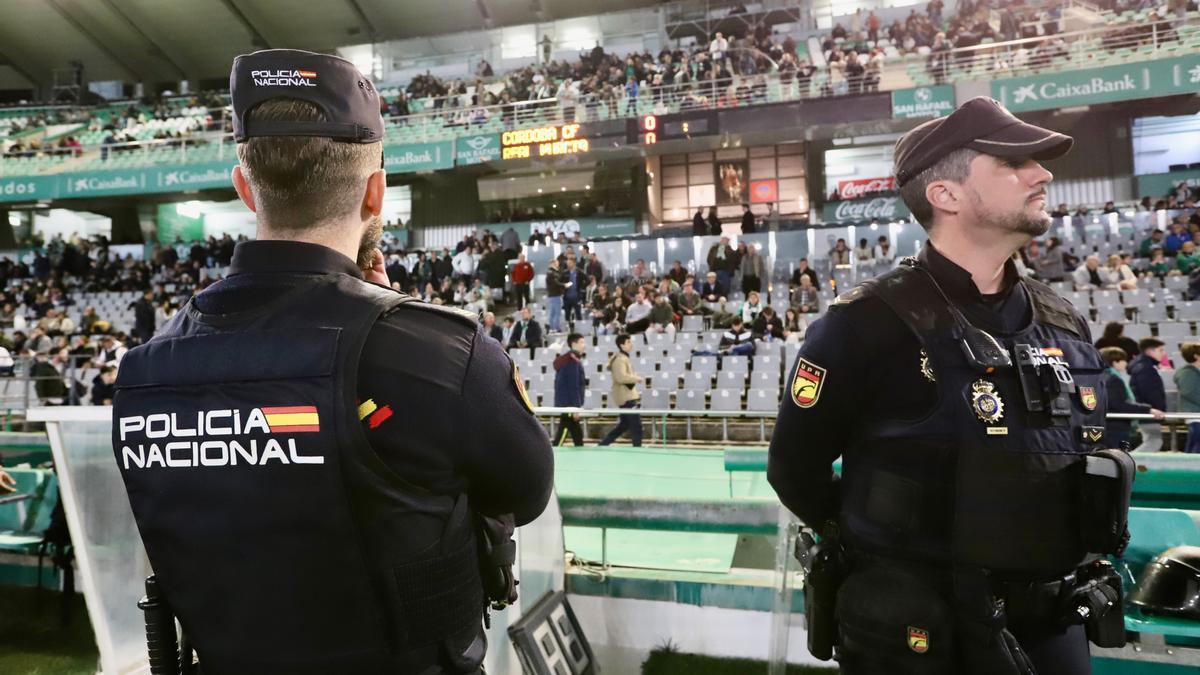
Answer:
[230,49,384,144]
[893,96,1073,187]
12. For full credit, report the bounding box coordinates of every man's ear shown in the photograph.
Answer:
[925,179,962,218]
[362,169,386,218]
[232,166,256,213]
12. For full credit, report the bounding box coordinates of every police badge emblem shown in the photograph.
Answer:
[791,358,826,408]
[908,626,929,654]
[970,379,1005,424]
[1079,386,1097,411]
[919,349,936,383]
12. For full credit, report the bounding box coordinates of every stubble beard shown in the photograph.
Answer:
[356,215,384,270]
[967,187,1051,238]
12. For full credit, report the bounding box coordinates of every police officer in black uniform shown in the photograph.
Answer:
[112,49,554,674]
[769,98,1133,674]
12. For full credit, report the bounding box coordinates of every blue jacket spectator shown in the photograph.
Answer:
[1164,225,1190,256]
[1129,346,1167,411]
[553,347,586,407]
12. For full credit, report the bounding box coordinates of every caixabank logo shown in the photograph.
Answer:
[160,167,230,188]
[118,405,325,469]
[67,174,144,195]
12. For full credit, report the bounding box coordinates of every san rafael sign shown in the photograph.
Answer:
[891,85,956,119]
[822,196,910,223]
[993,53,1200,113]
[455,134,501,165]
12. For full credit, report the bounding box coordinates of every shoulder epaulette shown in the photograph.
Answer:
[831,285,870,307]
[393,298,479,328]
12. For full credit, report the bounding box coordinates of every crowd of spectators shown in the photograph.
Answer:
[0,231,244,405]
[1019,183,1200,291]
[2,91,227,160]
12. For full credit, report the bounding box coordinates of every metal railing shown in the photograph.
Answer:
[1,14,1193,174]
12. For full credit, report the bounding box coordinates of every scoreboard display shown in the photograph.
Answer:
[629,110,719,145]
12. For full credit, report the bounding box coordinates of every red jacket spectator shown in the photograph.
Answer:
[512,259,534,284]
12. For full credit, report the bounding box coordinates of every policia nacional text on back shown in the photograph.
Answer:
[111,49,554,675]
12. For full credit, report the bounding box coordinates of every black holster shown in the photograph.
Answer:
[794,528,844,661]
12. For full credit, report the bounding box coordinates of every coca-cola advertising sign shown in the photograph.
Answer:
[822,196,911,223]
[837,177,896,200]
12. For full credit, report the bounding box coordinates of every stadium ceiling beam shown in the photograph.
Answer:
[343,0,379,42]
[475,0,494,29]
[46,0,145,82]
[218,0,273,50]
[100,0,189,81]
[0,46,43,94]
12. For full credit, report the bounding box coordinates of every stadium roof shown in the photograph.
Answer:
[0,0,665,93]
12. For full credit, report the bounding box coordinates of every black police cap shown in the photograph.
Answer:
[893,96,1072,187]
[230,49,384,144]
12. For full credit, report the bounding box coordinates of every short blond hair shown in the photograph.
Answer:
[236,98,381,230]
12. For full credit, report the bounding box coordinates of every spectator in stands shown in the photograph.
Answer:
[499,316,516,347]
[829,238,851,266]
[624,288,654,333]
[855,238,873,264]
[1037,236,1066,282]
[1050,203,1070,218]
[1072,255,1108,289]
[562,257,583,327]
[1178,241,1200,275]
[482,311,503,343]
[678,281,705,318]
[740,203,756,234]
[1101,255,1135,290]
[511,253,534,309]
[701,271,726,302]
[1130,337,1168,452]
[1095,322,1140,361]
[545,258,565,333]
[1137,227,1166,255]
[783,308,805,342]
[509,306,544,356]
[707,236,737,292]
[740,243,764,294]
[753,305,784,340]
[740,290,764,325]
[91,366,117,405]
[719,317,756,356]
[791,258,819,290]
[1165,222,1189,256]
[25,327,52,354]
[553,333,587,447]
[1148,248,1170,278]
[583,251,603,284]
[131,290,156,344]
[1100,347,1162,449]
[693,208,707,236]
[597,295,626,336]
[874,236,895,267]
[665,260,688,288]
[793,274,821,314]
[31,352,68,405]
[1175,343,1200,454]
[599,334,642,447]
[707,207,722,236]
[648,293,677,335]
[1102,201,1119,215]
[452,245,477,281]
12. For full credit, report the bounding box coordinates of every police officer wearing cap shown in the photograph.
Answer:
[769,97,1135,674]
[112,49,554,674]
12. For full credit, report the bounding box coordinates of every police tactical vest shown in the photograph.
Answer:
[113,273,485,674]
[840,262,1108,579]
